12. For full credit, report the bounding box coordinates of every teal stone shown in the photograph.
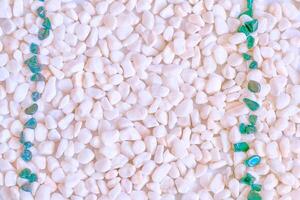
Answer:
[24,118,37,129]
[38,28,50,40]
[245,155,261,167]
[24,55,38,68]
[239,123,246,134]
[42,18,52,30]
[21,149,32,162]
[248,80,261,93]
[28,173,38,183]
[249,61,258,69]
[248,190,262,200]
[251,184,262,192]
[233,142,249,152]
[243,98,260,111]
[245,124,257,134]
[31,73,45,82]
[249,115,257,125]
[245,19,258,33]
[247,0,253,9]
[238,25,250,36]
[31,92,41,102]
[36,6,46,19]
[247,35,255,49]
[19,132,25,144]
[21,183,32,192]
[24,141,33,149]
[25,104,38,115]
[28,64,42,74]
[30,43,39,54]
[242,53,252,61]
[240,173,256,186]
[19,168,31,179]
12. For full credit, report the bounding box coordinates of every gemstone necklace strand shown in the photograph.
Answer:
[233,0,263,199]
[18,0,52,193]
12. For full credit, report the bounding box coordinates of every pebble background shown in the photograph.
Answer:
[0,0,300,200]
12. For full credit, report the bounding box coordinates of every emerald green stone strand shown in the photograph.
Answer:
[233,142,249,152]
[42,17,52,30]
[239,123,247,134]
[248,80,261,93]
[28,173,38,183]
[243,53,252,60]
[245,155,261,167]
[243,98,260,111]
[244,19,258,33]
[249,61,258,69]
[247,0,253,9]
[245,124,257,134]
[247,35,255,49]
[31,73,45,82]
[238,25,250,36]
[25,104,38,115]
[248,190,262,200]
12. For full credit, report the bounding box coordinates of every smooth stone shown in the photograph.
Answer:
[247,190,262,200]
[25,104,38,115]
[248,80,261,93]
[38,28,50,40]
[249,115,257,125]
[244,155,261,167]
[30,43,39,54]
[19,168,31,179]
[240,173,256,186]
[24,118,37,129]
[243,98,260,111]
[31,92,41,101]
[234,142,249,152]
[21,149,32,162]
[247,35,255,49]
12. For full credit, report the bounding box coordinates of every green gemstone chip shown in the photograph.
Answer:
[25,104,38,115]
[19,168,31,179]
[240,173,256,186]
[31,73,45,82]
[36,6,46,19]
[247,0,254,9]
[238,25,250,36]
[233,142,249,152]
[249,61,258,69]
[249,115,257,125]
[38,28,50,40]
[30,43,39,54]
[24,118,37,129]
[28,173,38,183]
[245,19,258,33]
[239,123,247,134]
[251,184,262,192]
[31,91,41,102]
[243,98,260,111]
[242,53,252,61]
[247,35,255,49]
[42,18,52,30]
[248,190,262,200]
[245,155,261,167]
[245,124,257,134]
[248,80,261,93]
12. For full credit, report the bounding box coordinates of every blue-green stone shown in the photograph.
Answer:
[249,61,258,69]
[28,173,38,183]
[243,98,260,111]
[251,184,262,192]
[247,0,253,9]
[245,124,257,134]
[233,142,249,152]
[242,53,252,61]
[248,190,262,200]
[24,118,37,129]
[24,55,38,68]
[238,25,250,36]
[38,28,50,40]
[240,173,256,186]
[21,149,32,162]
[239,123,246,134]
[247,35,255,49]
[31,92,41,101]
[24,141,33,149]
[36,6,46,19]
[245,19,258,33]
[25,104,38,115]
[30,43,39,54]
[19,168,31,179]
[249,115,257,125]
[21,183,32,192]
[30,73,45,82]
[42,18,52,30]
[245,155,261,167]
[19,132,25,144]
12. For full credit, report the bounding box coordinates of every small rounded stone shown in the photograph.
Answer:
[249,115,257,125]
[24,141,33,149]
[21,183,32,192]
[38,28,50,40]
[249,61,258,69]
[247,35,255,49]
[31,92,41,102]
[234,142,250,152]
[240,173,256,186]
[25,104,38,115]
[248,80,261,93]
[21,150,32,162]
[243,98,260,111]
[28,173,38,183]
[244,155,261,167]
[19,168,31,179]
[247,190,262,200]
[24,118,37,129]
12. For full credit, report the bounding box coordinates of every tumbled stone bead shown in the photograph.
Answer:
[239,123,246,134]
[248,80,261,93]
[42,18,52,30]
[251,184,262,192]
[19,132,25,144]
[248,190,262,200]
[238,25,250,36]
[245,19,258,33]
[30,43,39,54]
[24,141,33,149]
[21,183,32,192]
[38,28,50,40]
[243,98,260,111]
[24,55,38,68]
[31,73,45,82]
[29,64,42,74]
[240,173,256,186]
[245,124,257,134]
[245,155,261,167]
[24,118,37,129]
[28,173,38,183]
[32,91,41,102]
[19,168,31,179]
[234,142,249,152]
[249,61,258,69]
[238,9,253,18]
[242,53,251,61]
[36,6,46,19]
[247,35,255,49]
[21,149,32,162]
[25,104,38,115]
[247,0,253,9]
[249,115,257,125]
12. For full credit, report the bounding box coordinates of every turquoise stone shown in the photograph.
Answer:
[42,18,52,30]
[243,98,260,111]
[247,0,253,9]
[243,53,252,61]
[19,168,31,179]
[31,92,41,101]
[239,123,246,134]
[238,25,250,36]
[38,28,50,40]
[31,73,45,82]
[36,6,46,19]
[245,124,257,134]
[24,118,37,129]
[28,64,42,74]
[240,173,256,186]
[28,173,38,183]
[245,19,258,33]
[25,104,38,115]
[249,115,257,125]
[30,43,39,54]
[21,149,32,162]
[21,183,32,192]
[249,61,258,69]
[251,184,262,192]
[247,35,255,49]
[24,141,33,149]
[245,155,261,167]
[233,142,249,152]
[24,55,38,67]
[248,190,262,200]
